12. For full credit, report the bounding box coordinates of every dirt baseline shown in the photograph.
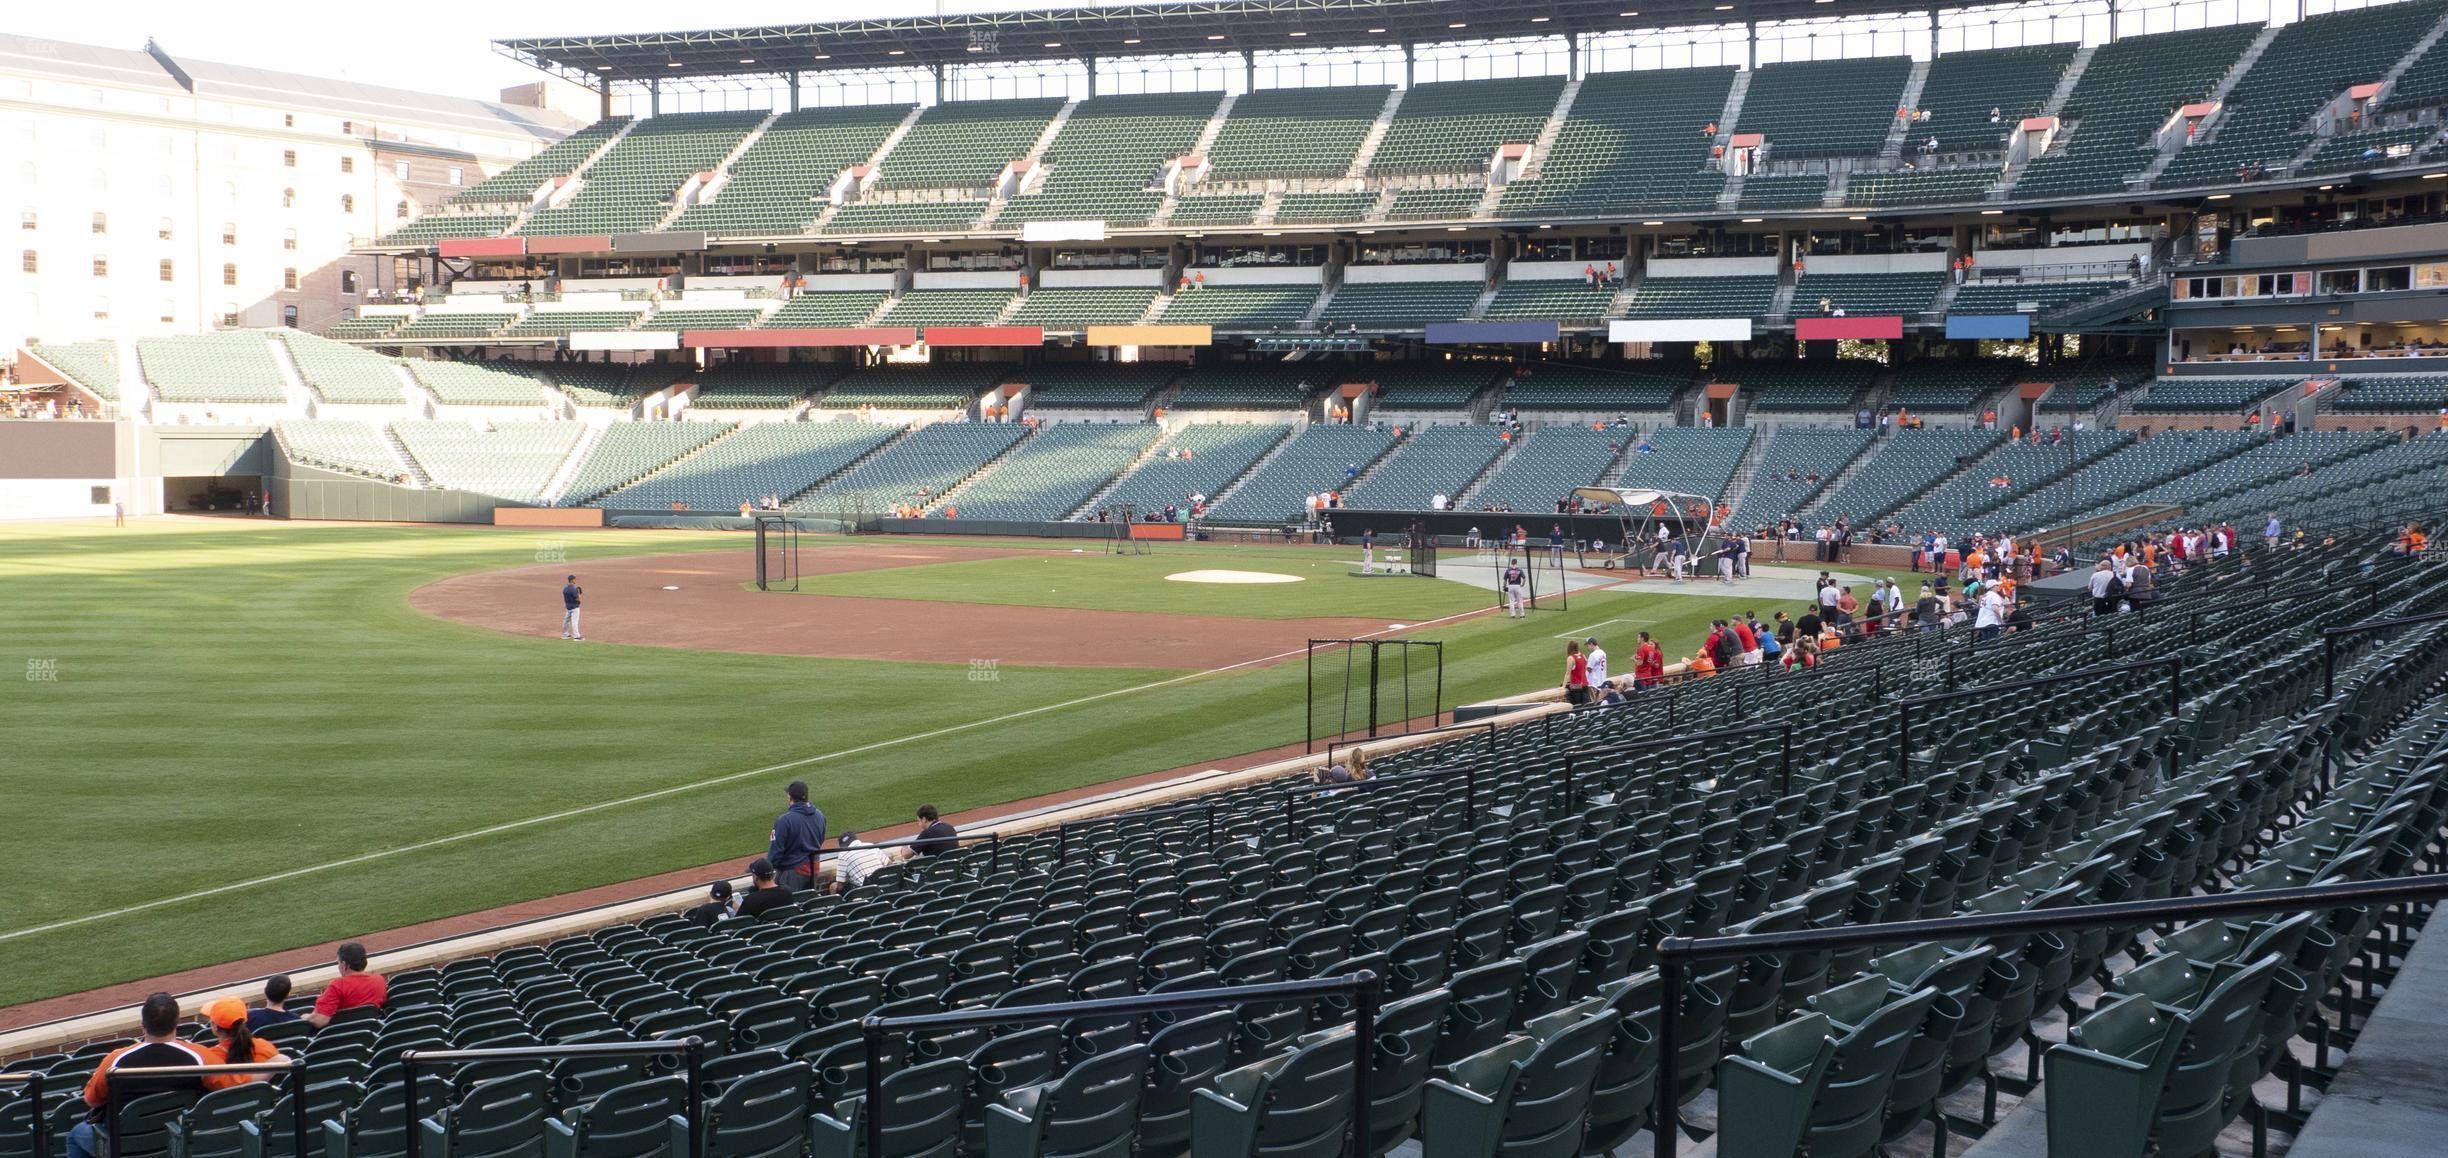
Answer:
[409,544,1418,669]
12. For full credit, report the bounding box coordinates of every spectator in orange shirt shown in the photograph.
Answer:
[304,942,386,1027]
[196,999,285,1089]
[73,994,211,1158]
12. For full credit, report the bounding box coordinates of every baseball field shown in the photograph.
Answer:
[0,517,1782,1011]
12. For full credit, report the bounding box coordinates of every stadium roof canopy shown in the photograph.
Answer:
[498,0,1880,86]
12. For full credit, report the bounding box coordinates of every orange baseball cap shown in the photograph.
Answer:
[201,997,249,1030]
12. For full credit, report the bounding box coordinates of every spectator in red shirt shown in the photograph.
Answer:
[304,941,385,1026]
[1633,631,1665,690]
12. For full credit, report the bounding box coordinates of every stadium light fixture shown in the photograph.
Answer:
[1531,15,1551,22]
[1619,10,1640,16]
[1123,38,1141,44]
[1450,22,1469,28]
[1207,33,1226,40]
[1740,217,1763,223]
[1714,4,1734,10]
[2318,185,2333,191]
[968,45,983,52]
[665,61,683,68]
[1847,215,1867,220]
[886,49,903,55]
[1044,41,1062,47]
[2207,193,2232,200]
[814,54,831,60]
[1263,231,1282,236]
[1641,219,1664,225]
[1980,209,2003,215]
[738,57,755,64]
[2426,172,2448,179]
[1538,223,1553,229]
[1446,225,1466,231]
[1289,31,1308,37]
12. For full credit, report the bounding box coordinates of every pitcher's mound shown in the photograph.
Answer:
[1165,569,1304,585]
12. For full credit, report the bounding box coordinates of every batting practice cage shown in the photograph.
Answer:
[754,514,801,592]
[1305,638,1444,753]
[1571,486,1716,572]
[1489,544,1570,612]
[1107,505,1152,556]
[1407,518,1439,578]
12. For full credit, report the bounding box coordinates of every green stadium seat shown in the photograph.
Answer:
[1497,68,1734,218]
[454,121,629,206]
[873,99,1067,192]
[980,1048,1144,1158]
[2014,25,2260,197]
[1420,1005,1616,1158]
[1738,57,1914,159]
[1370,76,1566,176]
[1206,87,1390,180]
[671,106,912,236]
[2157,3,2446,191]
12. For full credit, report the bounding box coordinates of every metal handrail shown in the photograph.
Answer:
[88,1060,308,1158]
[2322,608,2448,699]
[859,971,1382,1158]
[400,1038,705,1158]
[1647,873,2448,1158]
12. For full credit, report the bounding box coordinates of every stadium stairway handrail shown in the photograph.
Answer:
[1649,872,2448,1158]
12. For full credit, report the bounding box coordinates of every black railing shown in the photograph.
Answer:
[1565,721,1796,802]
[1647,872,2448,1158]
[860,971,1382,1158]
[1894,655,2181,773]
[2322,608,2448,699]
[87,1060,309,1158]
[1328,718,1499,770]
[401,1038,706,1158]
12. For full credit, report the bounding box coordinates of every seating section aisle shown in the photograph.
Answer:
[452,120,627,206]
[1368,75,1567,175]
[391,421,583,502]
[2130,376,2297,414]
[138,334,289,404]
[998,92,1222,227]
[1497,67,1736,217]
[2157,2,2447,190]
[1344,425,1507,509]
[941,423,1161,520]
[278,332,405,405]
[669,105,911,236]
[1619,277,1778,320]
[596,421,894,510]
[1473,426,1624,512]
[822,364,1010,410]
[1727,427,1874,531]
[556,421,736,507]
[799,422,1030,509]
[1203,86,1390,180]
[517,111,767,236]
[872,98,1069,191]
[1808,427,2005,527]
[1206,424,1394,522]
[406,361,550,407]
[1725,359,1876,413]
[2012,24,2261,197]
[28,340,121,400]
[1318,281,1483,328]
[1735,56,1915,159]
[1092,423,1290,517]
[278,419,406,480]
[1612,426,1756,503]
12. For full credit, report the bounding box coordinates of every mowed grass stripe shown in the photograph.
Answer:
[0,520,1762,1006]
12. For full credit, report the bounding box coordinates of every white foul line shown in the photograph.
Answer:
[0,601,1504,944]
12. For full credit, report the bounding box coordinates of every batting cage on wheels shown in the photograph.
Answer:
[1106,504,1152,556]
[753,514,801,592]
[1489,543,1570,613]
[1304,638,1445,753]
[1571,486,1716,574]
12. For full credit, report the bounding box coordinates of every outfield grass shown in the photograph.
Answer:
[0,520,1762,1008]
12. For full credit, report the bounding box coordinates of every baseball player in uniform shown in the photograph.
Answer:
[1503,560,1528,617]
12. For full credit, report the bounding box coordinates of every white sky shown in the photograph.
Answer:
[10,0,1071,102]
